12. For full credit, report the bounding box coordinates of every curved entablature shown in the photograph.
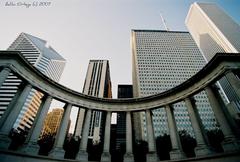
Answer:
[0,51,240,112]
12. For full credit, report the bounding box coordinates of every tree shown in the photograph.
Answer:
[133,140,148,162]
[179,130,197,157]
[63,136,80,159]
[87,139,103,161]
[206,129,224,153]
[38,133,55,155]
[8,128,27,150]
[111,142,125,162]
[156,134,171,160]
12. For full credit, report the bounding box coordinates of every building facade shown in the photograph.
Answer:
[41,108,64,137]
[132,30,216,140]
[74,60,112,144]
[0,33,66,133]
[185,2,240,110]
[116,85,133,150]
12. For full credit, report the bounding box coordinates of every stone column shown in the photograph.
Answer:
[0,84,23,129]
[0,83,32,149]
[165,105,185,160]
[124,112,134,162]
[0,67,11,88]
[205,86,240,152]
[101,111,112,162]
[21,95,52,154]
[145,109,158,162]
[74,108,85,138]
[225,71,240,98]
[49,103,72,158]
[184,97,212,156]
[77,109,92,161]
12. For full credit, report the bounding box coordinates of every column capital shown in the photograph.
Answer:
[64,103,72,109]
[224,69,235,75]
[0,67,12,88]
[165,104,174,111]
[1,66,11,72]
[24,83,33,89]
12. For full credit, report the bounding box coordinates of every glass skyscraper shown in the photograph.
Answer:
[186,2,240,110]
[0,32,66,132]
[131,30,217,140]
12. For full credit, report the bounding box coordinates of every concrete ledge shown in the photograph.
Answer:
[1,149,240,162]
[0,149,77,162]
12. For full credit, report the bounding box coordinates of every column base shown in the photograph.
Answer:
[0,133,11,150]
[170,149,186,160]
[101,151,111,162]
[146,152,158,162]
[222,138,240,152]
[49,147,65,159]
[76,150,88,161]
[123,152,134,162]
[194,144,212,156]
[20,141,40,155]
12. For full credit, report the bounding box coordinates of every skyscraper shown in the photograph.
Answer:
[0,32,66,132]
[116,85,133,150]
[131,30,216,140]
[185,2,240,109]
[41,108,64,137]
[75,60,112,144]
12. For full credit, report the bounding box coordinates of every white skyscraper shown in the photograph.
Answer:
[75,60,112,144]
[0,33,66,132]
[132,30,216,140]
[185,2,240,109]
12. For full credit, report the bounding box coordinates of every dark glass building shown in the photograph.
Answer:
[116,85,133,150]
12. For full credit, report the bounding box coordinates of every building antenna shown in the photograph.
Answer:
[160,12,169,31]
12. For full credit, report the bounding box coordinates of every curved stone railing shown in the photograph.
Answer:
[0,51,240,162]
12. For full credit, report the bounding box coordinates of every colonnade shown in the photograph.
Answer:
[0,54,240,162]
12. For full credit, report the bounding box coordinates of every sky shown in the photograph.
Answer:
[0,0,240,132]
